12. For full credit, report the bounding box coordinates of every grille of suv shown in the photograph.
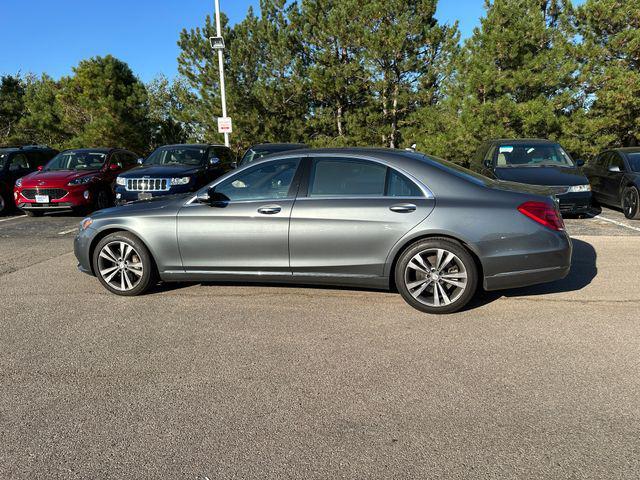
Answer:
[126,178,170,192]
[21,188,67,200]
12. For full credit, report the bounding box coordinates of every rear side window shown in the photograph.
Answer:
[310,158,387,197]
[608,153,625,171]
[309,158,423,198]
[387,169,422,196]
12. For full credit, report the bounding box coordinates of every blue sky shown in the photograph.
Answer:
[0,0,487,82]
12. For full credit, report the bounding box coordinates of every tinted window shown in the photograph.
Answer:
[214,159,300,201]
[387,169,422,197]
[626,153,640,173]
[310,158,387,197]
[9,153,29,171]
[213,147,234,164]
[608,153,625,171]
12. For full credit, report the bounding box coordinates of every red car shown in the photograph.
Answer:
[14,148,139,216]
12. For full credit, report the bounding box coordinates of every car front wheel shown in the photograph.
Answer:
[622,186,640,220]
[395,238,478,314]
[92,232,156,296]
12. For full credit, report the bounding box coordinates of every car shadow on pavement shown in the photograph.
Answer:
[468,238,597,310]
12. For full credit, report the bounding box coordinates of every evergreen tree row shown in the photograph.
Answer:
[1,0,638,164]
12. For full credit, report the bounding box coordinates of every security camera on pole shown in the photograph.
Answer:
[210,0,231,147]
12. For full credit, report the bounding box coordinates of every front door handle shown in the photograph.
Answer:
[389,203,417,213]
[257,205,282,215]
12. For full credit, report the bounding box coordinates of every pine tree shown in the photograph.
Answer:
[576,0,640,153]
[0,75,26,145]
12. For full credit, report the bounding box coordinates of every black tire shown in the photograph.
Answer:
[92,231,157,296]
[395,237,479,314]
[93,189,112,212]
[0,190,11,215]
[622,186,640,220]
[25,210,44,217]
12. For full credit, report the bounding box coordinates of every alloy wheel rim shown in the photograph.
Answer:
[624,190,637,217]
[98,241,143,291]
[404,248,468,308]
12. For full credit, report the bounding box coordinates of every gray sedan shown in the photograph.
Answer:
[74,148,572,314]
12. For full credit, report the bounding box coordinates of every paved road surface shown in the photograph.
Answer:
[0,209,639,479]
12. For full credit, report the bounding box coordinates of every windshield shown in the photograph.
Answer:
[626,153,640,173]
[144,147,207,167]
[495,144,575,168]
[45,151,107,171]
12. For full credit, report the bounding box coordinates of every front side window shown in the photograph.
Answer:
[214,159,300,201]
[144,147,207,167]
[495,144,575,168]
[9,153,29,171]
[626,153,640,173]
[45,151,107,171]
[608,153,625,171]
[310,158,387,197]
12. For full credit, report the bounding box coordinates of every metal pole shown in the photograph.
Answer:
[214,0,230,147]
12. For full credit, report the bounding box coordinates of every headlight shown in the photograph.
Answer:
[15,178,22,187]
[80,217,93,231]
[116,177,126,186]
[567,184,591,193]
[170,176,191,186]
[68,176,94,186]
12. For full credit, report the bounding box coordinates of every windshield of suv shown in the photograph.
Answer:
[495,144,575,168]
[45,151,107,171]
[626,153,640,173]
[144,147,207,167]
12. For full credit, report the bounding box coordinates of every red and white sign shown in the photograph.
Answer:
[217,117,233,134]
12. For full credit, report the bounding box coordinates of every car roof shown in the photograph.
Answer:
[612,147,640,154]
[159,144,227,149]
[489,138,558,145]
[0,145,57,152]
[249,143,307,151]
[62,148,114,153]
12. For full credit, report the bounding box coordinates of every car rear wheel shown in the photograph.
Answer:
[395,238,478,314]
[622,186,640,220]
[93,232,156,296]
[93,189,111,212]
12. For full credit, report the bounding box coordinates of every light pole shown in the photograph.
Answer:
[212,0,230,147]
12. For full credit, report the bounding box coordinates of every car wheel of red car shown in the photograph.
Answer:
[92,231,157,296]
[93,189,111,211]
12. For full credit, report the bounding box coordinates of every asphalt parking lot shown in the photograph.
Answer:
[1,206,639,479]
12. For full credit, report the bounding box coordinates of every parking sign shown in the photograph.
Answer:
[218,117,233,134]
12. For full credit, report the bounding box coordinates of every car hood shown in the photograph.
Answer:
[494,166,588,187]
[119,165,203,178]
[20,169,100,187]
[92,193,191,219]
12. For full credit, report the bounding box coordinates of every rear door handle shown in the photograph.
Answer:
[389,203,417,213]
[257,205,282,215]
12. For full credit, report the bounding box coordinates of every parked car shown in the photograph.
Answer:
[75,148,571,314]
[473,139,592,215]
[14,148,138,216]
[114,144,236,204]
[0,145,58,215]
[239,143,307,167]
[582,147,640,219]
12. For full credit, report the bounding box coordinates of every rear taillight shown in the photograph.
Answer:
[517,201,565,231]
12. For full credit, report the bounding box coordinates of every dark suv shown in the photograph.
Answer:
[114,144,236,204]
[0,145,58,215]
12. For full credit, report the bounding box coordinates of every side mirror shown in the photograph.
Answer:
[209,157,220,166]
[483,159,492,169]
[109,163,121,172]
[37,165,44,171]
[608,165,621,173]
[196,188,229,207]
[576,159,585,167]
[137,158,144,165]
